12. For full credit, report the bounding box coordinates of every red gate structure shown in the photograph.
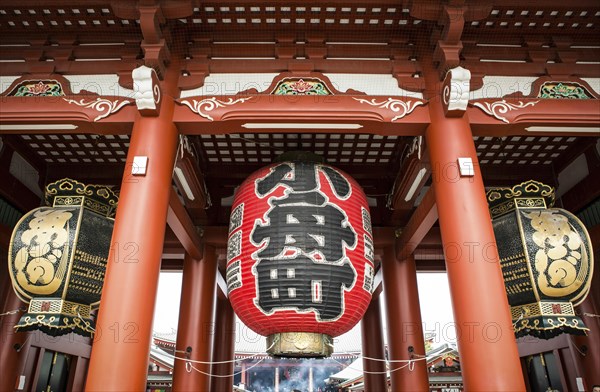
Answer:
[0,1,599,391]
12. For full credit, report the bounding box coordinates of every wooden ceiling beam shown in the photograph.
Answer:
[561,163,600,212]
[0,59,139,76]
[204,163,399,181]
[480,163,557,187]
[395,185,438,260]
[0,148,41,212]
[2,135,47,175]
[167,187,204,260]
[553,137,598,174]
[184,42,415,60]
[45,163,125,185]
[184,29,423,44]
[0,44,142,62]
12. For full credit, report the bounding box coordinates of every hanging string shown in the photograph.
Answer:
[583,312,600,318]
[162,335,279,365]
[0,309,24,317]
[327,343,426,363]
[329,356,426,375]
[77,311,95,332]
[188,356,267,378]
[512,309,525,328]
[569,335,587,357]
[14,334,31,353]
[360,353,426,363]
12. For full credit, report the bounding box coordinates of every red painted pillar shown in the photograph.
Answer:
[382,251,429,391]
[423,66,525,390]
[361,295,387,392]
[172,248,218,391]
[211,295,236,392]
[573,228,600,390]
[85,69,179,390]
[241,362,247,385]
[574,296,600,389]
[0,285,27,391]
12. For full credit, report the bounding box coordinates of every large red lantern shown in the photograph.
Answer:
[226,160,374,357]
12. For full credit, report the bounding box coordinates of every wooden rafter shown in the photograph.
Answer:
[395,186,438,260]
[167,187,203,260]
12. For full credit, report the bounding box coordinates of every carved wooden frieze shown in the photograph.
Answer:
[352,97,425,122]
[471,100,540,123]
[179,97,253,121]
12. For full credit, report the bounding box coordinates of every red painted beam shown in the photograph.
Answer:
[395,186,438,260]
[167,187,203,260]
[201,226,228,246]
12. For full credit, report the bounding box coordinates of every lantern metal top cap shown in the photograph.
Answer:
[45,178,119,218]
[486,180,555,219]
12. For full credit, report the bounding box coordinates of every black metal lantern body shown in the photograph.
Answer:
[487,181,593,339]
[8,179,117,337]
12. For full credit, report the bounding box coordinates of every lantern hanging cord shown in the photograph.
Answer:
[359,353,427,362]
[77,312,95,332]
[0,308,24,317]
[512,309,526,328]
[327,343,426,363]
[569,335,587,357]
[330,356,426,374]
[163,335,279,365]
[582,312,600,318]
[187,356,268,378]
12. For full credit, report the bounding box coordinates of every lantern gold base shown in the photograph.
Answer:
[267,332,333,358]
[14,298,96,337]
[511,301,589,339]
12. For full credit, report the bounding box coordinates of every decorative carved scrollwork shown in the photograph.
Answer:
[179,97,253,121]
[352,97,424,121]
[472,100,539,123]
[63,97,133,122]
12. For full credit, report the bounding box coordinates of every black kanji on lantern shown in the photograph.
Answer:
[251,162,358,321]
[255,256,356,321]
[255,162,351,199]
[252,195,356,261]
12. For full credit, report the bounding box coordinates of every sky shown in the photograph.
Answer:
[152,271,457,347]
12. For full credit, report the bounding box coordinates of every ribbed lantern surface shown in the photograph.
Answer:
[226,161,374,357]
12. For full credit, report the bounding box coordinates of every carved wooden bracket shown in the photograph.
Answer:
[132,65,162,116]
[139,5,168,77]
[442,66,471,117]
[110,1,194,77]
[433,6,466,72]
[412,3,491,75]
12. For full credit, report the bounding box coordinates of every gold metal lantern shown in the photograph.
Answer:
[8,178,117,337]
[487,180,594,339]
